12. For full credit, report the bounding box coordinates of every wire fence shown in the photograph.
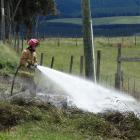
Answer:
[99,74,140,99]
[3,36,140,99]
[1,70,140,100]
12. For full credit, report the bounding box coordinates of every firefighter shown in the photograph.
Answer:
[19,38,39,96]
[20,38,39,69]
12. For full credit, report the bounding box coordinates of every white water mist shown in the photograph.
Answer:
[36,66,140,116]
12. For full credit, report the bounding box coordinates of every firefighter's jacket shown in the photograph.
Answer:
[20,48,37,67]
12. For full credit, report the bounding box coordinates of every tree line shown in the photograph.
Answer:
[0,0,56,41]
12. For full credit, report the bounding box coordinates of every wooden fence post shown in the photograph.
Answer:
[106,76,108,87]
[14,32,16,49]
[80,55,84,75]
[40,53,44,65]
[109,75,112,86]
[122,37,124,45]
[127,77,130,93]
[57,37,60,47]
[133,79,136,95]
[135,35,137,46]
[69,55,73,73]
[96,50,101,82]
[75,37,78,46]
[107,36,110,44]
[50,56,54,68]
[43,32,45,40]
[115,43,122,89]
[16,34,20,53]
[21,37,24,52]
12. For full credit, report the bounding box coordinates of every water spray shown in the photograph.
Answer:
[37,66,140,116]
[10,64,140,117]
[90,19,96,82]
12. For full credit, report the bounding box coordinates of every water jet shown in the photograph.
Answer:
[36,65,140,117]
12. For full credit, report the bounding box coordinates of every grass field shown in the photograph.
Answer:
[35,37,140,93]
[36,37,140,78]
[0,43,19,74]
[0,122,84,140]
[42,16,140,26]
[1,36,140,80]
[1,36,140,91]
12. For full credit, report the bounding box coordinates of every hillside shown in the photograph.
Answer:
[0,44,19,74]
[38,16,140,37]
[55,0,140,18]
[45,16,140,26]
[39,0,140,37]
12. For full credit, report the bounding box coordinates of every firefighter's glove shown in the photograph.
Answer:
[30,63,38,70]
[26,62,33,69]
[25,62,32,68]
[30,65,36,70]
[34,63,38,68]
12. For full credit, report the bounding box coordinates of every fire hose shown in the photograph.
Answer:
[11,64,38,96]
[11,65,21,96]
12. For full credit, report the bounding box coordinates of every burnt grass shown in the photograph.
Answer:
[0,102,43,130]
[0,101,140,140]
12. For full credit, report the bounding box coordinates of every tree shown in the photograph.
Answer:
[16,0,56,38]
[1,0,5,42]
[3,0,22,40]
[1,0,56,39]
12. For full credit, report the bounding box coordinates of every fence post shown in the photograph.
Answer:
[57,37,60,47]
[115,43,122,89]
[122,37,124,45]
[107,36,110,44]
[21,37,24,52]
[43,32,45,40]
[106,76,108,87]
[76,37,78,46]
[40,53,44,65]
[14,32,17,49]
[60,64,64,72]
[16,34,20,53]
[69,55,73,73]
[109,75,112,86]
[133,79,136,96]
[128,77,130,93]
[96,50,101,82]
[50,56,54,68]
[80,55,84,75]
[135,35,137,46]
